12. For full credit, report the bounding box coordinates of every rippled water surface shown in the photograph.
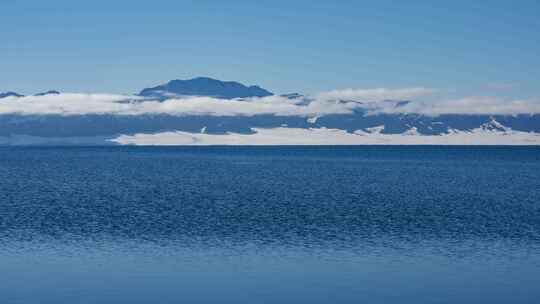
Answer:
[1,146,539,303]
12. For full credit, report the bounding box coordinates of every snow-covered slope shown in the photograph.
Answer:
[111,125,540,146]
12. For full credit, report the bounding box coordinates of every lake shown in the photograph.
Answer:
[1,146,539,303]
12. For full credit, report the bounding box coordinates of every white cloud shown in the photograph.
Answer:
[128,95,353,117]
[0,93,355,117]
[316,87,436,102]
[1,89,539,117]
[377,96,540,116]
[0,93,141,115]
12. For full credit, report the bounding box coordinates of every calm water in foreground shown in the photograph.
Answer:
[1,146,539,304]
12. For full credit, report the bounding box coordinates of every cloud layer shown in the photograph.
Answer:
[376,96,540,116]
[0,94,352,117]
[1,89,539,117]
[316,87,435,102]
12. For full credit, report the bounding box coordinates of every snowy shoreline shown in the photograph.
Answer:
[111,127,540,146]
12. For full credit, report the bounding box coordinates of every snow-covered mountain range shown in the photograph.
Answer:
[1,77,539,145]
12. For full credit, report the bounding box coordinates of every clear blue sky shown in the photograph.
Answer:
[1,0,539,97]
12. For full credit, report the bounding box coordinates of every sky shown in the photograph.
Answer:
[1,0,540,98]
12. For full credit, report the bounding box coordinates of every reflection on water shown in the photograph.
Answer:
[2,238,539,304]
[0,146,539,303]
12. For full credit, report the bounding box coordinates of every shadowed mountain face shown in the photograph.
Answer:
[0,112,538,138]
[139,77,273,99]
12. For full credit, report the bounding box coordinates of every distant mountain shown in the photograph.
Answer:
[1,90,61,98]
[1,111,538,143]
[0,92,24,99]
[35,90,60,96]
[1,79,539,145]
[139,77,273,99]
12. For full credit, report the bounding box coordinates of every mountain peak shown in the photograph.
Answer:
[139,77,273,100]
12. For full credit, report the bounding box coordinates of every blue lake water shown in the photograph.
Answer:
[1,146,539,303]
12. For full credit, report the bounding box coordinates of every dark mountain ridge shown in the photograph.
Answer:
[1,90,61,98]
[139,77,273,99]
[0,92,24,98]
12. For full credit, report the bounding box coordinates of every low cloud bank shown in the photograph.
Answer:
[377,96,540,116]
[0,94,352,117]
[316,87,435,102]
[1,89,539,117]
